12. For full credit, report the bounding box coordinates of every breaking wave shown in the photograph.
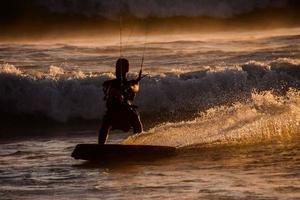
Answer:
[1,58,300,125]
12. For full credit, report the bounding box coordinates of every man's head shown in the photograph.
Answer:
[115,58,129,80]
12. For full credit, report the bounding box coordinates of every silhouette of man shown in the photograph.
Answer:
[98,58,143,144]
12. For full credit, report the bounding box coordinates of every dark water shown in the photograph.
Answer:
[0,133,299,200]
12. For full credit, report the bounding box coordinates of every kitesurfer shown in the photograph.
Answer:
[98,58,143,144]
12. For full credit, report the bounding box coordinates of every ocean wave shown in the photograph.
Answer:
[0,58,300,124]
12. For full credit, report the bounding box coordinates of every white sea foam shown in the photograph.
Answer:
[0,64,22,75]
[49,65,64,77]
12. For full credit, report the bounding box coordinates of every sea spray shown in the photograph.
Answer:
[124,90,300,147]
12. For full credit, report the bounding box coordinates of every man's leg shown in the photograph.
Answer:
[130,110,143,134]
[98,115,111,144]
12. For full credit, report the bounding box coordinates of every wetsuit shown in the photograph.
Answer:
[98,78,143,144]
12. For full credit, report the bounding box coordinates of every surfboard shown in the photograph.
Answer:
[71,144,177,161]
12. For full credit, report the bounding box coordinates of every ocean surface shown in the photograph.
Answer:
[1,28,300,199]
